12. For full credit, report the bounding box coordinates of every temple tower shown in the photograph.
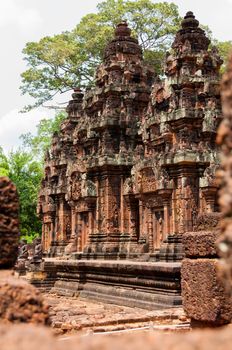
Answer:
[38,14,222,260]
[37,89,84,254]
[132,11,222,259]
[71,22,154,254]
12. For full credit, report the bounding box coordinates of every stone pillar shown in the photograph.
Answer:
[77,213,82,251]
[0,177,19,268]
[202,188,217,213]
[120,176,124,232]
[139,200,144,238]
[96,179,100,232]
[181,231,232,326]
[59,200,65,241]
[148,208,153,252]
[41,224,46,251]
[163,201,170,241]
[71,208,76,239]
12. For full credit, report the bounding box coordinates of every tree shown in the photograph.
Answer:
[20,0,181,111]
[0,111,66,241]
[0,148,43,241]
[20,111,67,160]
[213,41,232,73]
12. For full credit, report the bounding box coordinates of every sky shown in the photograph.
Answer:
[0,0,232,152]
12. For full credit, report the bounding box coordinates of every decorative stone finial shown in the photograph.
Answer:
[72,88,84,101]
[104,21,141,61]
[172,11,210,52]
[115,21,131,37]
[181,11,199,29]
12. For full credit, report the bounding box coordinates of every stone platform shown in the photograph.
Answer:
[29,258,181,310]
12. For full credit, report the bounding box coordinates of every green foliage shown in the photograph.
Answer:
[0,111,66,241]
[21,232,40,244]
[20,0,181,111]
[20,111,67,160]
[214,41,232,73]
[0,148,43,239]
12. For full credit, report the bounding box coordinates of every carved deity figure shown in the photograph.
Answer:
[32,238,43,262]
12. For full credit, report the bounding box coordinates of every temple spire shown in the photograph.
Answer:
[172,11,210,52]
[114,21,131,37]
[104,21,142,61]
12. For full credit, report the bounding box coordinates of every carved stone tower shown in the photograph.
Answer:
[38,14,222,260]
[131,11,222,259]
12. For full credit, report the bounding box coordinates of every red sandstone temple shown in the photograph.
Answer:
[37,12,222,262]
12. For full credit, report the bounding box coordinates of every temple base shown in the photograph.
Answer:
[28,258,181,310]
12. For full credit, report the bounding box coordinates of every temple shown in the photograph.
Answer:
[35,12,223,308]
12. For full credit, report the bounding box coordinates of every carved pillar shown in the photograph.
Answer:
[71,207,76,239]
[139,200,144,239]
[202,188,217,213]
[77,213,82,251]
[51,217,55,243]
[89,210,94,235]
[148,208,153,252]
[59,199,65,241]
[120,176,124,232]
[106,176,110,234]
[42,224,46,251]
[163,201,170,241]
[96,178,100,232]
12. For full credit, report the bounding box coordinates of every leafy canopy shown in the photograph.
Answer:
[21,0,181,111]
[20,111,67,160]
[0,148,43,239]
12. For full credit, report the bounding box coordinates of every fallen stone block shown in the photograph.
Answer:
[0,271,50,325]
[181,259,232,325]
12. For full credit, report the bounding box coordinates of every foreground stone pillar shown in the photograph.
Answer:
[181,230,232,326]
[0,177,50,325]
[0,177,19,268]
[217,54,232,295]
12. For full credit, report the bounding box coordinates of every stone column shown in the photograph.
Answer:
[96,179,100,232]
[163,201,170,241]
[71,207,76,239]
[148,208,153,252]
[120,176,124,232]
[59,200,65,241]
[77,213,82,251]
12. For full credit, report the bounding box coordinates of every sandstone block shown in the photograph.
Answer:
[0,271,50,325]
[181,259,232,325]
[183,231,220,258]
[0,177,19,268]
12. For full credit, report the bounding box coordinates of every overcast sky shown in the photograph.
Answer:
[0,0,232,152]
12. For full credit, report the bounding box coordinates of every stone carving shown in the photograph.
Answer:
[31,238,43,262]
[37,13,221,257]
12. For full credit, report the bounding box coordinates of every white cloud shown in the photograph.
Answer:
[0,0,42,31]
[0,108,54,153]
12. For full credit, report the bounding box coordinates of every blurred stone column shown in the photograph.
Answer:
[0,176,19,268]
